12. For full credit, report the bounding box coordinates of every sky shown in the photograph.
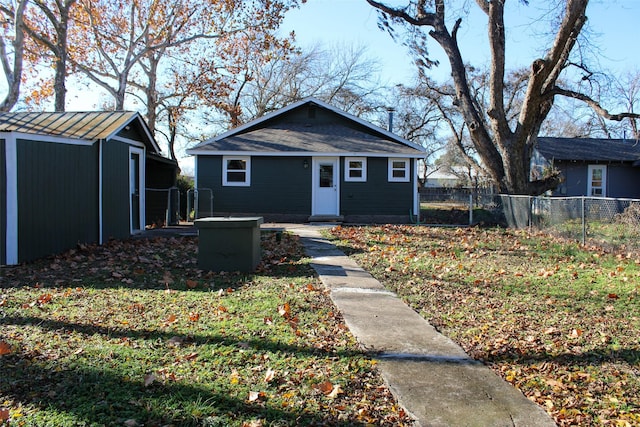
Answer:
[280,0,640,86]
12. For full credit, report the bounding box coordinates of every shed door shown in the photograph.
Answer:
[312,157,339,216]
[129,147,144,233]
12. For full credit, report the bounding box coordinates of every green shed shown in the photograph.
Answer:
[1,111,177,265]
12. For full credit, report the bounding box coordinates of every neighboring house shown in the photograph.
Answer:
[186,97,425,223]
[422,166,481,188]
[1,111,177,265]
[533,137,640,198]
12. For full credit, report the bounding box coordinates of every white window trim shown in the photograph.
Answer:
[222,156,251,186]
[388,158,410,182]
[344,157,367,182]
[587,164,607,197]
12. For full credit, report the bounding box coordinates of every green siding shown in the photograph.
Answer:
[341,157,413,216]
[197,156,312,214]
[0,138,5,265]
[16,139,98,263]
[102,140,131,240]
[197,155,414,217]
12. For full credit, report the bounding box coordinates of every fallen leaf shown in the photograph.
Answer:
[608,293,619,299]
[144,374,156,387]
[186,279,198,289]
[327,384,343,398]
[264,368,275,383]
[0,341,12,355]
[314,380,334,395]
[188,312,200,322]
[278,303,291,318]
[0,409,9,421]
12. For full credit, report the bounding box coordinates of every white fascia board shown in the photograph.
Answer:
[5,133,18,265]
[4,131,93,146]
[107,113,162,154]
[111,135,146,149]
[186,150,426,158]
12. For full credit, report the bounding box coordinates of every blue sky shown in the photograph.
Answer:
[281,0,640,85]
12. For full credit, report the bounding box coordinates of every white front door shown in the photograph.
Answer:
[312,157,339,216]
[587,164,607,197]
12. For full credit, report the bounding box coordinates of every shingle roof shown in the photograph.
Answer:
[192,123,424,155]
[0,111,144,142]
[188,97,425,157]
[537,137,640,162]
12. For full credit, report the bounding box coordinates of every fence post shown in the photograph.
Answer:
[469,194,473,226]
[581,196,586,245]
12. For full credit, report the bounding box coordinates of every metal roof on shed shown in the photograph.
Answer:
[0,111,142,142]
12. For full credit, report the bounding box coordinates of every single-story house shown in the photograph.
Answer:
[1,111,178,265]
[533,137,640,198]
[186,97,426,223]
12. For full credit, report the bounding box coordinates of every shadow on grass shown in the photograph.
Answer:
[1,356,369,426]
[1,232,315,292]
[0,314,365,360]
[481,346,640,368]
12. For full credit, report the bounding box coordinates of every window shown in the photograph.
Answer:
[388,158,410,182]
[345,157,367,182]
[223,156,250,186]
[587,164,606,197]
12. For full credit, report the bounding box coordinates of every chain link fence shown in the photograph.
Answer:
[145,187,180,227]
[500,195,640,252]
[418,187,501,225]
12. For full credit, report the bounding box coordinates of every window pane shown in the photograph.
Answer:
[227,159,246,170]
[393,170,406,178]
[392,161,405,169]
[227,171,246,182]
[349,161,362,169]
[591,170,602,180]
[349,170,362,178]
[320,165,333,187]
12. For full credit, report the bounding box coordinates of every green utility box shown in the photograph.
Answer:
[194,217,264,272]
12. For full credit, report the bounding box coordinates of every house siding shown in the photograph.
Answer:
[197,156,312,215]
[0,138,5,265]
[555,161,640,198]
[16,138,98,263]
[607,164,640,198]
[102,139,131,240]
[341,157,413,216]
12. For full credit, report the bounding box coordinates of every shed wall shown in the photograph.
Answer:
[608,164,640,198]
[102,140,132,240]
[17,139,98,263]
[1,138,5,265]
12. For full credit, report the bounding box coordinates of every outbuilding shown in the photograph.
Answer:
[1,111,177,265]
[186,97,425,223]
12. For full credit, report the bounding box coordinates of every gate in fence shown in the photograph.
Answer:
[186,188,214,220]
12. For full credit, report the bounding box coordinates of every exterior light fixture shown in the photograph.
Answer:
[303,159,309,169]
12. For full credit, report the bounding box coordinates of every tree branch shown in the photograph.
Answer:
[552,87,640,122]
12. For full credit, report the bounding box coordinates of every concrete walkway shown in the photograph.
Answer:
[279,223,556,427]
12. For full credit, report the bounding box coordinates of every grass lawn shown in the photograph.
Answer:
[0,233,412,427]
[329,225,640,426]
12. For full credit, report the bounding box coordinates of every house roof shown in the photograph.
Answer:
[536,137,640,162]
[0,111,161,153]
[187,97,425,157]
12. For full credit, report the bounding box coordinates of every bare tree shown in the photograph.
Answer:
[236,43,387,122]
[0,0,27,111]
[367,0,640,195]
